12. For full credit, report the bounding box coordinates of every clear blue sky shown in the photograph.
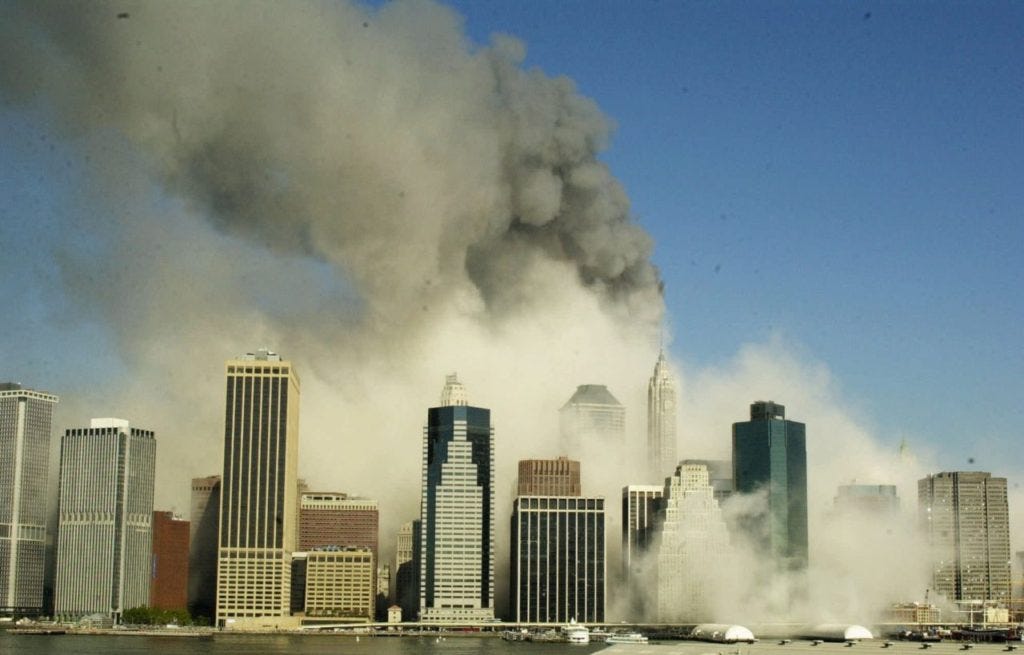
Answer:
[1,1,1021,472]
[443,1,1024,463]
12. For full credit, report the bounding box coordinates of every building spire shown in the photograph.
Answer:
[440,373,468,407]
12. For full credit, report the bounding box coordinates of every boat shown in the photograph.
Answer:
[562,619,590,645]
[605,632,649,644]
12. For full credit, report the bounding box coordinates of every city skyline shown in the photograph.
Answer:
[0,0,1021,626]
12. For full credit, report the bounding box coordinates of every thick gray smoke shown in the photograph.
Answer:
[1,0,663,616]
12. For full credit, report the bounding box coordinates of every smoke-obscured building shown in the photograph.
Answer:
[188,474,220,619]
[918,471,1010,605]
[647,352,677,481]
[510,457,605,623]
[655,462,730,622]
[54,418,156,621]
[835,484,899,516]
[560,384,625,452]
[419,374,494,622]
[0,383,58,617]
[216,349,300,625]
[622,484,663,620]
[517,457,581,496]
[732,400,808,572]
[151,511,189,611]
[394,519,420,620]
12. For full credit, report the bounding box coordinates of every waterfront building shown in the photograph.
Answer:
[304,546,375,621]
[647,352,678,480]
[54,418,156,620]
[394,519,420,620]
[510,456,605,623]
[0,383,58,617]
[559,384,625,452]
[188,474,220,619]
[732,400,808,571]
[298,492,378,560]
[418,374,494,622]
[216,349,300,625]
[918,471,1010,605]
[150,511,189,610]
[517,457,581,496]
[655,461,730,622]
[834,484,899,515]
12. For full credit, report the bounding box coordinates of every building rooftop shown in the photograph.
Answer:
[563,384,622,407]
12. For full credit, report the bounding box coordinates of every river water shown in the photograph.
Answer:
[2,634,610,655]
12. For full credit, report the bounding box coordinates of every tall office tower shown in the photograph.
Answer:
[298,493,379,561]
[216,349,300,625]
[0,383,58,617]
[150,511,189,610]
[510,458,605,623]
[732,401,808,572]
[517,456,581,496]
[559,384,625,452]
[647,352,678,480]
[54,418,156,621]
[918,472,1010,605]
[656,462,730,622]
[188,475,220,618]
[835,484,900,516]
[419,374,494,622]
[622,485,664,579]
[394,519,420,621]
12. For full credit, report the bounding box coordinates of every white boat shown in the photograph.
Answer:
[562,619,590,644]
[605,632,649,644]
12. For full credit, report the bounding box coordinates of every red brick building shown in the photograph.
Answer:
[298,493,378,562]
[151,511,189,610]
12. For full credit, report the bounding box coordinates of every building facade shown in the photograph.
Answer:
[54,418,156,620]
[419,374,494,622]
[918,471,1010,605]
[647,352,678,480]
[394,519,420,621]
[298,493,378,558]
[216,349,300,625]
[151,511,189,610]
[655,462,730,622]
[732,400,808,572]
[188,475,220,619]
[0,383,58,616]
[304,547,375,621]
[517,457,581,496]
[621,484,664,580]
[510,457,605,623]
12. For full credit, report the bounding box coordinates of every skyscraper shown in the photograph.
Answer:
[394,519,420,621]
[0,383,58,617]
[621,485,664,579]
[151,511,189,611]
[647,352,677,480]
[834,484,900,516]
[298,493,378,558]
[216,349,300,625]
[510,457,605,623]
[54,418,156,621]
[732,401,808,571]
[918,471,1010,605]
[188,474,220,619]
[419,374,494,622]
[656,461,730,622]
[559,384,625,452]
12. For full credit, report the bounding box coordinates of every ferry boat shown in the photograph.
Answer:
[562,619,590,644]
[605,632,649,644]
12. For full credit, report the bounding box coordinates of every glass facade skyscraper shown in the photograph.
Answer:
[0,383,58,617]
[732,400,808,571]
[419,374,494,622]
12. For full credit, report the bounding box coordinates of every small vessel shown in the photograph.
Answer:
[605,632,649,644]
[562,619,590,645]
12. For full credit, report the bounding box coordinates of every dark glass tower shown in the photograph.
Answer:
[419,375,494,622]
[732,401,808,571]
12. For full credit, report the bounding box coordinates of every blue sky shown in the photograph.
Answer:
[1,1,1021,475]
[443,1,1023,462]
